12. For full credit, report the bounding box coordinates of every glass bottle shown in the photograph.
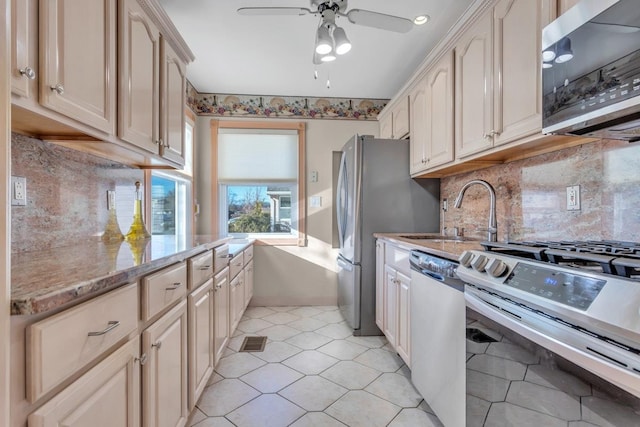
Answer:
[102,191,124,242]
[125,181,151,241]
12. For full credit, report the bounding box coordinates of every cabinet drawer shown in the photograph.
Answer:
[213,244,229,274]
[141,262,187,321]
[385,244,411,276]
[27,283,138,403]
[229,253,243,279]
[243,245,253,265]
[188,250,213,290]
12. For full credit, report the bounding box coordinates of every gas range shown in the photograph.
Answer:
[456,240,640,398]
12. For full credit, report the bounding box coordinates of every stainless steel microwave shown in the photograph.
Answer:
[542,0,640,141]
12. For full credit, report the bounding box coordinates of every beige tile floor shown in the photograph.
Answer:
[188,306,640,427]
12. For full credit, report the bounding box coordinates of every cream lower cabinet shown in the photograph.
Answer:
[39,0,117,134]
[214,267,230,365]
[244,259,254,309]
[28,337,141,427]
[229,272,245,335]
[142,300,189,427]
[455,0,554,159]
[376,240,412,367]
[187,278,214,410]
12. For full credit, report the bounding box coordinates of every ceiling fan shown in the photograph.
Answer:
[238,0,421,64]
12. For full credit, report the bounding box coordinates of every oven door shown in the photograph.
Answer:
[465,285,640,398]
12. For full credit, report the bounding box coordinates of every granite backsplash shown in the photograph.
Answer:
[11,133,144,253]
[441,139,640,243]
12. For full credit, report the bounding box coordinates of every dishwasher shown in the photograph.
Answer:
[410,249,466,427]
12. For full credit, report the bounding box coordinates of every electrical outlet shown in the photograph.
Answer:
[310,196,322,208]
[566,185,580,211]
[11,176,27,206]
[107,190,116,210]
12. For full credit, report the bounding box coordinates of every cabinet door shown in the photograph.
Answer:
[39,0,117,134]
[396,271,411,367]
[425,52,455,168]
[188,279,214,410]
[236,273,246,323]
[244,260,254,309]
[375,241,385,330]
[493,0,549,146]
[10,0,37,98]
[409,77,428,175]
[455,12,494,158]
[214,268,230,365]
[379,112,393,139]
[229,275,240,336]
[142,300,189,427]
[119,0,161,154]
[392,97,410,139]
[28,337,141,427]
[383,266,398,347]
[160,39,186,166]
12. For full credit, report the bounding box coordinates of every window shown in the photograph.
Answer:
[150,171,192,237]
[211,120,306,245]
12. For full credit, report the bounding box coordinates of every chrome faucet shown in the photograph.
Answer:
[453,179,497,242]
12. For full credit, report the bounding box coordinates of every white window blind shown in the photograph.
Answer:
[218,129,298,182]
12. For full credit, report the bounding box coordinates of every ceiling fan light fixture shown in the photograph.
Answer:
[554,37,573,63]
[542,48,556,62]
[413,14,430,25]
[321,52,336,62]
[333,26,351,55]
[315,24,333,55]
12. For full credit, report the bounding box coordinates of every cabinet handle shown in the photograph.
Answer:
[152,341,162,350]
[489,130,500,137]
[165,282,182,290]
[87,320,120,336]
[199,265,212,270]
[50,83,64,95]
[164,140,170,148]
[19,66,36,80]
[135,353,148,365]
[156,138,164,146]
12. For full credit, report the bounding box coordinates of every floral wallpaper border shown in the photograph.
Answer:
[186,81,387,121]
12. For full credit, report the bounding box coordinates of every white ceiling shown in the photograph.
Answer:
[158,0,475,99]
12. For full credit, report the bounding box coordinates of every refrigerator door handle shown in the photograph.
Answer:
[336,151,348,249]
[337,255,353,271]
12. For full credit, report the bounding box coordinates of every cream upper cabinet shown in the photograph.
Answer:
[379,96,409,140]
[379,111,393,139]
[455,12,494,158]
[39,0,117,134]
[160,38,186,165]
[119,0,161,154]
[493,0,551,147]
[410,52,455,175]
[10,0,37,98]
[28,337,141,427]
[456,0,554,158]
[142,300,189,427]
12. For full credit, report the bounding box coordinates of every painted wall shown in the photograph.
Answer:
[10,133,143,253]
[441,139,640,242]
[194,117,379,305]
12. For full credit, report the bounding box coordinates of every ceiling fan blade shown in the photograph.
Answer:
[346,9,413,33]
[237,7,312,16]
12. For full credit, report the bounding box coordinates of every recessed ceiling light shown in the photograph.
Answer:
[414,15,430,25]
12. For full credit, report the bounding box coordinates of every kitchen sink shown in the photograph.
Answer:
[398,235,479,242]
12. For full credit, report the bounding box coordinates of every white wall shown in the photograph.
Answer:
[194,116,379,305]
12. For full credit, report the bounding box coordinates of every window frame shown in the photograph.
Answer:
[210,119,306,246]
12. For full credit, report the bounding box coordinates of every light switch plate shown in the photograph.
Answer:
[566,185,580,210]
[310,196,322,208]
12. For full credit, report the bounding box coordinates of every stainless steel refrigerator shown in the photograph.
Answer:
[336,135,440,335]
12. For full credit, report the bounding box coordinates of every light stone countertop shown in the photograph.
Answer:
[373,233,485,262]
[11,235,231,316]
[228,239,256,258]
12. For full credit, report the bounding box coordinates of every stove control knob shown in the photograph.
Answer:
[459,251,474,268]
[471,255,488,272]
[486,258,508,277]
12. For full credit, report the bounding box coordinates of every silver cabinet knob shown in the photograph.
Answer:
[135,353,148,365]
[50,83,64,95]
[152,341,162,350]
[19,66,36,80]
